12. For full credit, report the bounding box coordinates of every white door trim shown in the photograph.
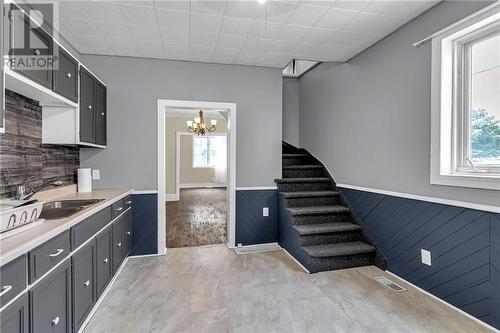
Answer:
[157,99,237,254]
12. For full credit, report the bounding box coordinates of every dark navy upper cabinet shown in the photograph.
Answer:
[95,81,107,146]
[72,240,96,332]
[80,67,107,146]
[0,293,29,333]
[53,47,78,103]
[30,258,72,333]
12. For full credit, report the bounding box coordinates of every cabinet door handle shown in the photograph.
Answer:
[100,112,105,116]
[103,258,109,263]
[0,285,13,297]
[127,231,131,235]
[49,248,64,257]
[117,242,122,247]
[88,105,92,110]
[83,280,90,287]
[66,72,72,78]
[51,316,60,326]
[116,207,123,211]
[126,201,132,204]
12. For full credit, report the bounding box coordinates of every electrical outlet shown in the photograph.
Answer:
[92,169,100,180]
[421,249,431,266]
[263,207,269,217]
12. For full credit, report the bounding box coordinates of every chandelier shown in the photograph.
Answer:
[187,110,217,135]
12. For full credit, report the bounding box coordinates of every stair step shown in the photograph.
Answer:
[287,205,350,216]
[294,222,360,236]
[275,177,329,184]
[283,165,322,170]
[282,191,338,198]
[302,241,375,258]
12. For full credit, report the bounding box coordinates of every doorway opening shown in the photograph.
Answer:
[157,100,236,254]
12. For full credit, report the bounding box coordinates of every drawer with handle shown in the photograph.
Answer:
[71,206,111,250]
[28,230,71,283]
[0,254,27,307]
[111,200,125,220]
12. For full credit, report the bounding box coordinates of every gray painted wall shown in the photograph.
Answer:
[80,56,282,190]
[282,77,300,146]
[299,1,499,207]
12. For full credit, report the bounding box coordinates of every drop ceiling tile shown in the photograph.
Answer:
[190,31,218,47]
[303,28,337,44]
[58,3,87,20]
[294,43,328,59]
[362,1,407,15]
[105,37,137,54]
[164,43,189,58]
[235,51,264,65]
[93,21,131,39]
[224,1,260,20]
[255,1,297,23]
[154,0,190,11]
[213,47,239,62]
[128,24,161,42]
[190,0,227,15]
[190,13,222,33]
[274,24,310,42]
[118,3,158,25]
[390,1,439,18]
[73,34,109,50]
[241,37,272,52]
[248,20,283,39]
[259,52,291,67]
[216,34,246,49]
[80,2,124,23]
[326,30,382,48]
[156,8,190,29]
[316,8,357,30]
[220,17,254,36]
[343,12,405,35]
[190,44,214,58]
[266,39,298,53]
[331,1,370,12]
[61,18,99,35]
[318,44,361,61]
[300,1,335,8]
[160,27,189,44]
[286,4,329,27]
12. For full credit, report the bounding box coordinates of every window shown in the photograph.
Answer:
[193,136,217,168]
[430,4,500,190]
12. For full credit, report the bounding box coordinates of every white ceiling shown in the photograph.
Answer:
[55,0,440,68]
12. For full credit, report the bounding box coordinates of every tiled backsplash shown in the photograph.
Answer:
[0,90,79,198]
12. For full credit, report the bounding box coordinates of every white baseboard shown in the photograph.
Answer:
[234,242,280,254]
[78,257,129,333]
[128,251,167,259]
[179,183,226,189]
[165,193,179,201]
[281,247,310,274]
[385,271,499,333]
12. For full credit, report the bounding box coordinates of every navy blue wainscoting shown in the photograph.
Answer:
[236,189,278,246]
[130,193,158,256]
[340,187,500,329]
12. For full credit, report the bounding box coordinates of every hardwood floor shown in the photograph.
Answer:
[83,246,493,333]
[167,188,227,248]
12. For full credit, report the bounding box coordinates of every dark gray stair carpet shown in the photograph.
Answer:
[287,205,350,216]
[302,242,375,258]
[282,191,339,198]
[275,177,329,183]
[293,222,361,236]
[282,165,322,169]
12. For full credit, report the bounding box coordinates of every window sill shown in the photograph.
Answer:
[431,172,500,190]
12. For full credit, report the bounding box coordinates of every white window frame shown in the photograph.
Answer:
[430,3,500,191]
[192,136,215,168]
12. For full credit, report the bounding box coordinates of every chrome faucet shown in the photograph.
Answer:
[16,177,65,200]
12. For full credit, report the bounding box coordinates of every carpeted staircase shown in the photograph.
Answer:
[276,142,386,273]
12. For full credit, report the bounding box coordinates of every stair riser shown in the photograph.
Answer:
[278,182,332,192]
[282,157,315,166]
[298,231,361,246]
[284,196,340,207]
[283,147,307,154]
[291,213,352,225]
[283,169,325,178]
[307,253,375,273]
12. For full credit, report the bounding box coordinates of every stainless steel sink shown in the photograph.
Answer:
[40,199,105,219]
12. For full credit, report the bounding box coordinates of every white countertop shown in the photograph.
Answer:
[0,188,134,266]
